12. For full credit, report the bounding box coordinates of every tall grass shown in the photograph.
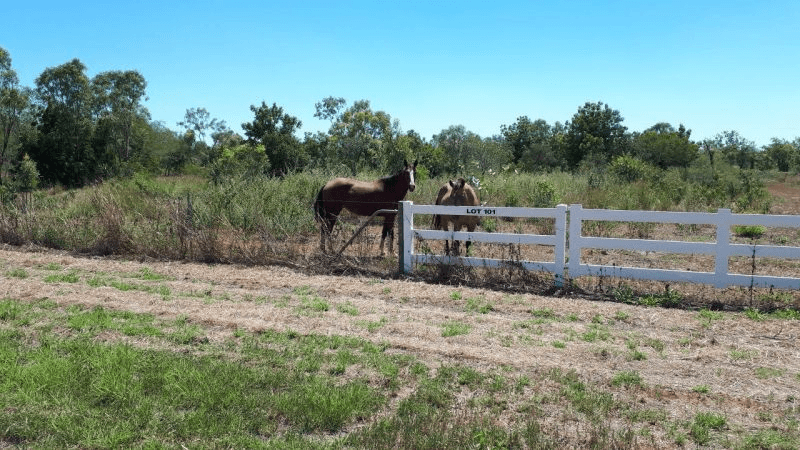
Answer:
[0,160,772,266]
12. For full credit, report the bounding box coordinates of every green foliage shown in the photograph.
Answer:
[633,127,699,169]
[608,155,655,183]
[734,224,766,238]
[208,144,270,184]
[610,370,643,387]
[441,321,471,337]
[565,101,628,168]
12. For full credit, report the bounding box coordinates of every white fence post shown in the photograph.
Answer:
[399,201,414,274]
[568,204,584,279]
[714,208,732,289]
[554,204,568,287]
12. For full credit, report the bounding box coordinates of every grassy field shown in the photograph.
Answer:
[2,251,799,448]
[1,167,799,447]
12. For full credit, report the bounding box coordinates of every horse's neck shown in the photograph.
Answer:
[378,175,408,197]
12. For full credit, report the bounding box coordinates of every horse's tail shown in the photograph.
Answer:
[313,185,325,223]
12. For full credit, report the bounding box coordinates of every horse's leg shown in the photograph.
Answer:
[465,223,476,255]
[319,209,339,254]
[380,216,395,257]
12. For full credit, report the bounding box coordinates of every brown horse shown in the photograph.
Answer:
[432,178,480,255]
[314,160,417,256]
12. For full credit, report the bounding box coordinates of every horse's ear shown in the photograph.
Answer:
[448,180,455,188]
[412,159,418,169]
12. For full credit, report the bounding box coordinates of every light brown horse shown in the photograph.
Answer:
[432,178,480,255]
[314,160,417,256]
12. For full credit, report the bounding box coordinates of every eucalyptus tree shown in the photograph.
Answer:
[26,58,97,186]
[431,125,508,176]
[177,107,228,166]
[565,101,628,169]
[241,101,304,175]
[0,47,31,187]
[501,116,564,171]
[633,123,698,169]
[713,130,758,169]
[91,70,148,163]
[314,97,399,175]
[762,138,798,172]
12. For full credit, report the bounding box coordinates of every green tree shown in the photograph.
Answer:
[314,97,396,175]
[633,123,698,168]
[0,47,31,187]
[241,101,304,175]
[501,116,552,164]
[177,107,228,166]
[565,101,628,168]
[91,70,148,163]
[762,138,797,172]
[432,125,478,176]
[714,130,757,169]
[26,58,97,186]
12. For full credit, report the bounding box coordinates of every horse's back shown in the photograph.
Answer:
[320,177,393,216]
[435,180,480,230]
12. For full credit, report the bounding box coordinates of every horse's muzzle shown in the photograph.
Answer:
[408,184,416,192]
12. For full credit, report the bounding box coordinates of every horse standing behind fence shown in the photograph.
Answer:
[314,160,417,256]
[432,178,481,255]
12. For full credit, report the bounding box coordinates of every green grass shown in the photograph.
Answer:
[1,295,797,449]
[441,320,471,337]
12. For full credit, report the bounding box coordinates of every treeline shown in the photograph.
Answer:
[2,49,800,195]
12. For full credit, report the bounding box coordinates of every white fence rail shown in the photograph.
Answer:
[398,201,800,290]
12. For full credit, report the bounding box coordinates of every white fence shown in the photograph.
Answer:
[398,201,800,289]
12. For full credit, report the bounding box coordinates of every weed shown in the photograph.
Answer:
[611,371,643,387]
[754,367,784,379]
[465,296,493,314]
[442,321,471,337]
[4,268,28,278]
[335,301,359,316]
[734,224,766,238]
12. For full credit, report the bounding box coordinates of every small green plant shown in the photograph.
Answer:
[611,370,642,387]
[481,217,497,232]
[357,317,388,332]
[449,291,462,301]
[530,308,555,319]
[628,349,647,361]
[754,367,784,379]
[734,224,766,238]
[690,412,727,445]
[552,340,566,349]
[698,309,724,327]
[612,284,636,304]
[4,268,28,279]
[442,321,471,337]
[465,296,492,314]
[335,301,359,316]
[44,271,80,283]
[729,348,757,361]
[692,385,710,394]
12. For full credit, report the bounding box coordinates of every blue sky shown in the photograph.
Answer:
[4,1,799,147]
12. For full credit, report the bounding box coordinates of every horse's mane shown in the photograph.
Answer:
[379,169,404,187]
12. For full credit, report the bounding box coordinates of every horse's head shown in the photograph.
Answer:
[403,159,418,192]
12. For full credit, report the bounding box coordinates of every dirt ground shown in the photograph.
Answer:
[2,177,800,444]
